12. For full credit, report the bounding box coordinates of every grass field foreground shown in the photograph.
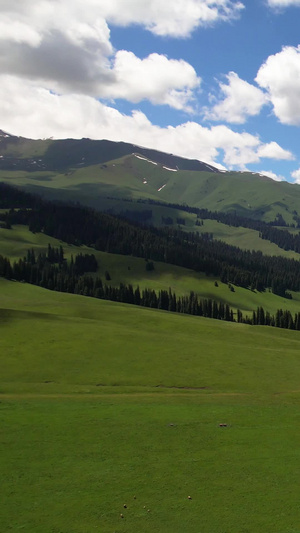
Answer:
[2,280,300,531]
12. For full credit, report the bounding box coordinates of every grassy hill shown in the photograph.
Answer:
[2,180,300,531]
[197,219,300,258]
[0,132,216,172]
[1,132,300,225]
[2,223,300,317]
[2,280,300,532]
[2,277,300,396]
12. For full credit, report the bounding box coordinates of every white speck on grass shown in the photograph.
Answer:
[158,184,167,192]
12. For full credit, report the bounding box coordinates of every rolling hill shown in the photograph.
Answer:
[2,279,300,532]
[1,129,300,225]
[0,129,218,173]
[2,223,300,317]
[3,132,300,532]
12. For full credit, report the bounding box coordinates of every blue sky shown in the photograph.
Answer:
[2,0,300,182]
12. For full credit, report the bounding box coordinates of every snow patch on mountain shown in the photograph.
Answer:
[163,166,177,172]
[134,154,157,165]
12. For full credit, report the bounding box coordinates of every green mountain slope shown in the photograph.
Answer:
[1,131,300,224]
[2,222,300,320]
[0,130,216,172]
[3,136,300,533]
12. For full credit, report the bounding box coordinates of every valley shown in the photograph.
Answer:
[2,133,300,532]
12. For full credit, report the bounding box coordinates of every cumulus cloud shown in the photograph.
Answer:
[0,75,292,171]
[0,1,114,95]
[0,17,42,46]
[291,168,300,184]
[0,0,203,109]
[0,0,293,178]
[258,170,285,182]
[0,0,245,44]
[100,51,200,110]
[102,0,245,37]
[205,72,268,123]
[257,141,293,160]
[256,46,300,125]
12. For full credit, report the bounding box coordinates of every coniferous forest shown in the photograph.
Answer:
[131,197,300,253]
[0,244,299,330]
[1,182,300,331]
[3,193,300,296]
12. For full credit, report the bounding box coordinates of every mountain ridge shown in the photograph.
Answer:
[0,130,300,225]
[0,131,220,173]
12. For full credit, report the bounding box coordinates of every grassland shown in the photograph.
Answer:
[2,151,300,225]
[0,137,52,158]
[3,138,300,531]
[2,207,299,262]
[2,224,300,317]
[198,219,300,259]
[0,224,87,261]
[2,279,300,532]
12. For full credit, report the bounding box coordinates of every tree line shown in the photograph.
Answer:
[0,244,98,285]
[133,197,300,253]
[1,244,300,331]
[3,185,300,297]
[3,181,300,255]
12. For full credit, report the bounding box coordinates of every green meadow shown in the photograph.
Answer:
[2,224,300,318]
[198,219,300,259]
[2,151,300,225]
[2,279,300,532]
[3,136,300,532]
[2,216,299,265]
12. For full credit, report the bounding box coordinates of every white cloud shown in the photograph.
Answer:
[0,0,245,43]
[258,170,285,182]
[0,5,114,95]
[291,168,300,184]
[0,18,42,46]
[0,0,203,110]
[205,72,268,123]
[267,0,300,7]
[0,75,291,171]
[211,127,262,167]
[102,0,245,37]
[100,51,201,110]
[256,46,300,125]
[0,0,293,179]
[257,141,294,160]
[0,1,113,53]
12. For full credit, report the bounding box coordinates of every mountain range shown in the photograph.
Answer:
[1,129,300,226]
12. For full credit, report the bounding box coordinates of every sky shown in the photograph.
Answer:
[3,1,300,182]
